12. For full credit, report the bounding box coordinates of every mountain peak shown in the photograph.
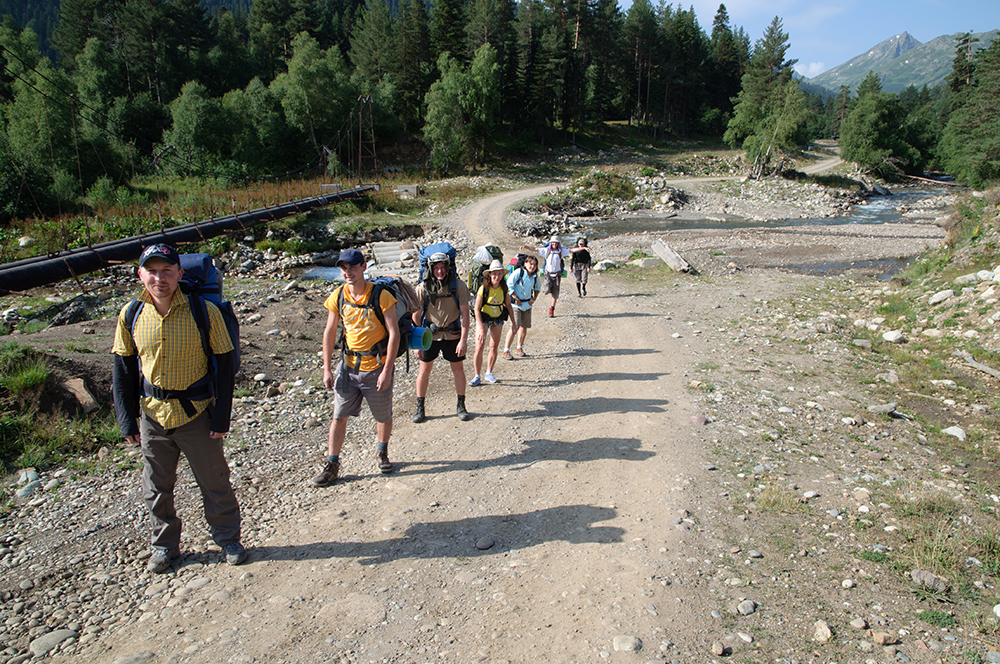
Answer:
[807,29,998,94]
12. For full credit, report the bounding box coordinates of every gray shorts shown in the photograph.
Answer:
[542,273,561,298]
[332,360,393,422]
[512,307,532,329]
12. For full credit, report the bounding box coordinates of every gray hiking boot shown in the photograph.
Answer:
[147,548,180,574]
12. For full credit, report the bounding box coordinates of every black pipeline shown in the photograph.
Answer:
[0,185,376,294]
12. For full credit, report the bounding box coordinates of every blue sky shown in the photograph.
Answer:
[617,0,1000,78]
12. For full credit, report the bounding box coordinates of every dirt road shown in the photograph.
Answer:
[44,178,958,664]
[70,185,763,664]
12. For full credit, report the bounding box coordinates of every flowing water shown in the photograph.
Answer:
[578,186,949,239]
[299,187,951,282]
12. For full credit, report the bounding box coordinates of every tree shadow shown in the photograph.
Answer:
[250,504,624,565]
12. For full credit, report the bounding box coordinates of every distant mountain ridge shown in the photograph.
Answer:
[806,29,1000,95]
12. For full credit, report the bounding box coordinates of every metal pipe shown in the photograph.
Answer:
[0,185,377,294]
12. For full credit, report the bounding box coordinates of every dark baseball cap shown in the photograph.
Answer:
[139,243,180,267]
[337,248,366,267]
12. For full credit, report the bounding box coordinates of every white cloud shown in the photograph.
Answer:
[795,62,828,78]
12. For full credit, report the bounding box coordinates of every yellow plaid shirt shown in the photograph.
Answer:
[113,290,233,429]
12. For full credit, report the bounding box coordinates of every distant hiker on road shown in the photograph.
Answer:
[469,260,512,386]
[503,254,541,359]
[113,243,246,574]
[412,250,472,423]
[570,237,592,297]
[311,248,399,487]
[522,235,570,317]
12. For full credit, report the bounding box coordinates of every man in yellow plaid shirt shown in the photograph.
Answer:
[112,244,246,574]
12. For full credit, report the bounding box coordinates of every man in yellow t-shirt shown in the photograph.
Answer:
[311,248,400,487]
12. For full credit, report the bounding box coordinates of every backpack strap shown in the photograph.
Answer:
[338,284,389,370]
[420,273,462,334]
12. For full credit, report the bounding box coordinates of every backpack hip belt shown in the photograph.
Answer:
[140,374,213,417]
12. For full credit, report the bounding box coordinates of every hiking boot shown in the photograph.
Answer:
[515,347,526,357]
[549,306,554,317]
[484,372,498,384]
[502,349,513,360]
[468,375,482,387]
[412,401,426,423]
[377,451,394,474]
[582,285,587,296]
[311,460,339,486]
[223,541,247,566]
[147,548,179,574]
[457,401,471,421]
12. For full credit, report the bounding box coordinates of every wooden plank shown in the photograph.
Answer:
[650,239,692,273]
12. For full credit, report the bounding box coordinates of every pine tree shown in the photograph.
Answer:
[348,0,396,91]
[942,37,1000,186]
[707,3,743,129]
[392,0,431,130]
[431,0,466,63]
[465,0,518,125]
[585,0,624,122]
[50,0,108,68]
[947,31,979,112]
[723,16,804,177]
[656,6,709,137]
[622,0,655,128]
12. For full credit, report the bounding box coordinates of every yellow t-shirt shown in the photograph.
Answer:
[112,291,233,429]
[324,283,397,371]
[478,284,506,321]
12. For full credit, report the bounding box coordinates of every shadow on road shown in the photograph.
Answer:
[251,504,624,565]
[502,396,668,420]
[400,435,654,479]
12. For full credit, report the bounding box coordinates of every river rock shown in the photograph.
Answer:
[612,635,642,652]
[910,569,949,593]
[928,289,954,305]
[29,629,77,656]
[813,620,833,642]
[881,330,906,343]
[942,426,966,441]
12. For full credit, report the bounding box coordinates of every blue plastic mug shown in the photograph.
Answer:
[409,326,433,350]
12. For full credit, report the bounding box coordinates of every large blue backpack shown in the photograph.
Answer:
[125,253,240,415]
[417,242,461,331]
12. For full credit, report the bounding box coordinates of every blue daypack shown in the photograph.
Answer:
[125,253,241,414]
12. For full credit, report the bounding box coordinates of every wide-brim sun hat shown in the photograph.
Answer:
[549,235,559,243]
[488,259,505,272]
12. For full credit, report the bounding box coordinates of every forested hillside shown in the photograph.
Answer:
[0,0,997,225]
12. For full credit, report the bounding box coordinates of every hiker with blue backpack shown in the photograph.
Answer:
[502,254,541,359]
[311,248,400,488]
[411,245,472,423]
[112,243,247,574]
